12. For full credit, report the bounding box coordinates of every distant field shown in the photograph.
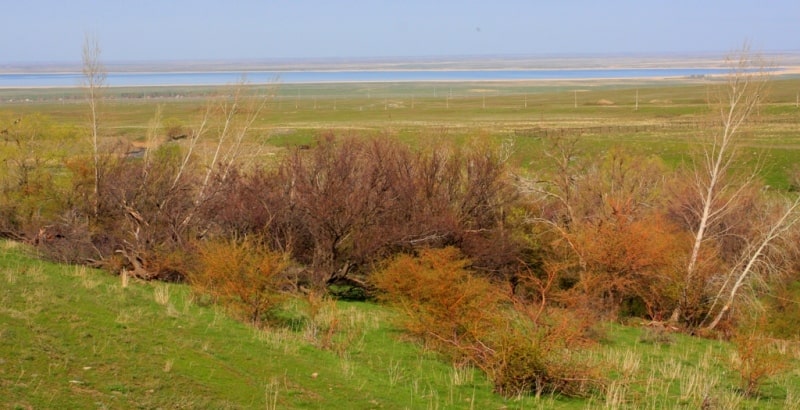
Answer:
[2,76,799,188]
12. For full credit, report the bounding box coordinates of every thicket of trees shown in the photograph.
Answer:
[1,47,798,396]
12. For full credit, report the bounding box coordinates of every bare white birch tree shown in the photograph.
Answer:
[668,49,800,329]
[82,34,106,217]
[668,50,766,323]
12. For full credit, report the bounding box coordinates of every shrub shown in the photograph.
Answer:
[573,213,688,320]
[371,247,505,349]
[0,114,74,241]
[189,239,290,326]
[272,135,521,289]
[729,316,791,397]
[490,319,600,397]
[372,247,602,397]
[162,117,187,140]
[302,291,340,350]
[36,143,206,279]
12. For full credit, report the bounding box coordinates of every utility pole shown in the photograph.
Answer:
[574,90,577,109]
[447,88,452,109]
[635,89,639,111]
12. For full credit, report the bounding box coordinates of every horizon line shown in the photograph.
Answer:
[5,49,800,66]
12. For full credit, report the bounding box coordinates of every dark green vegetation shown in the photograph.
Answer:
[2,67,800,407]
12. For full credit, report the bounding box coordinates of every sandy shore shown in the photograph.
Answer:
[1,64,799,90]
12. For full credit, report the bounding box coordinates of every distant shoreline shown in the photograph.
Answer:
[4,52,800,74]
[1,66,797,90]
[0,66,787,76]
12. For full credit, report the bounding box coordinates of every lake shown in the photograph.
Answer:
[0,68,735,88]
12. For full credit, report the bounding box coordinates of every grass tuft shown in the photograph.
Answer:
[153,284,170,306]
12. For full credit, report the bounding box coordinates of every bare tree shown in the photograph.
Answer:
[176,81,269,232]
[667,49,800,329]
[667,50,766,323]
[109,83,271,279]
[82,34,106,217]
[702,196,800,329]
[199,83,267,198]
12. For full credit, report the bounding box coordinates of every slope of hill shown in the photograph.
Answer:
[2,240,799,409]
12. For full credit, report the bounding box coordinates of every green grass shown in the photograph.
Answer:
[4,78,799,188]
[2,240,800,409]
[0,241,549,409]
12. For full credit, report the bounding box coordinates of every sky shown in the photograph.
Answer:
[3,1,799,63]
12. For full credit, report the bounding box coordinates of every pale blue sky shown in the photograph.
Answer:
[3,1,798,63]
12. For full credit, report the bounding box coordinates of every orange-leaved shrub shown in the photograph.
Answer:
[371,247,602,397]
[371,247,505,344]
[188,239,290,327]
[729,316,791,397]
[572,213,688,320]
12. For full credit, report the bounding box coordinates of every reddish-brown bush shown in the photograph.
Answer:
[267,134,521,289]
[278,135,404,286]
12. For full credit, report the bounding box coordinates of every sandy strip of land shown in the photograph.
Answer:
[1,65,799,90]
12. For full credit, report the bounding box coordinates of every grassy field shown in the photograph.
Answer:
[2,77,799,188]
[2,240,800,409]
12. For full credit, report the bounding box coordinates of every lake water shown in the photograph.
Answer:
[0,68,733,88]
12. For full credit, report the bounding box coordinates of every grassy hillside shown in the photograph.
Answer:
[0,240,549,409]
[2,240,800,409]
